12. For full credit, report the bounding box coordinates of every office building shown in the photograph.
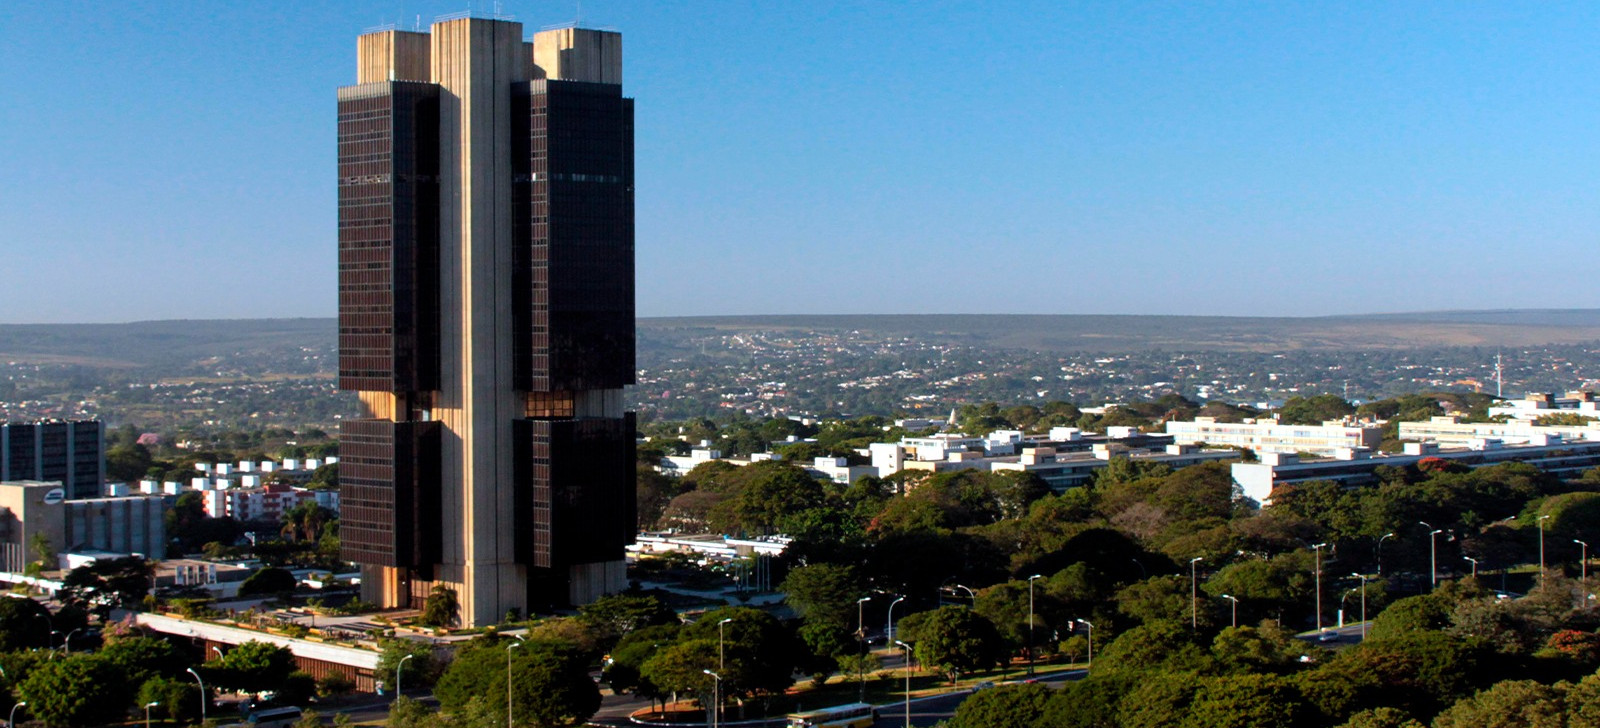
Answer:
[337,16,635,625]
[0,421,103,500]
[0,481,165,571]
[1165,417,1381,457]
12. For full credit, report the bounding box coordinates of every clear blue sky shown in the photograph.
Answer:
[3,2,1598,323]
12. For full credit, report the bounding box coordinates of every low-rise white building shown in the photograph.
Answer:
[1165,417,1381,457]
[1489,391,1600,422]
[1398,416,1600,447]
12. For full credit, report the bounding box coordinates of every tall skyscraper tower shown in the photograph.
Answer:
[337,16,635,627]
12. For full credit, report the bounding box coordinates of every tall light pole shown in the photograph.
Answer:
[1463,556,1478,579]
[9,701,24,728]
[185,668,206,725]
[1350,573,1368,639]
[1027,574,1042,676]
[1577,539,1590,582]
[396,653,415,697]
[1074,619,1093,670]
[1420,521,1442,589]
[717,617,733,672]
[62,628,81,654]
[702,670,721,728]
[1376,532,1395,576]
[1539,514,1552,583]
[145,701,159,728]
[507,638,524,728]
[1189,557,1203,629]
[1312,543,1328,632]
[894,640,913,728]
[1221,594,1239,628]
[33,614,52,650]
[886,596,905,646]
[856,596,871,702]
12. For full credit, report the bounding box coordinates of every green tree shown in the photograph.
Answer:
[1335,707,1424,728]
[1184,673,1307,728]
[376,638,438,692]
[436,638,600,727]
[387,695,436,728]
[678,607,798,699]
[1431,679,1565,728]
[577,592,678,651]
[781,563,866,631]
[137,675,208,725]
[420,584,461,629]
[638,639,718,698]
[60,555,154,614]
[949,683,1053,728]
[1277,395,1356,426]
[907,606,1006,684]
[98,636,187,687]
[603,624,679,702]
[17,654,134,728]
[107,443,155,482]
[0,597,54,651]
[208,640,297,694]
[239,566,299,597]
[1093,620,1212,677]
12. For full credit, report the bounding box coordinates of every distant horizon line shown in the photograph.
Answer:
[0,307,1596,326]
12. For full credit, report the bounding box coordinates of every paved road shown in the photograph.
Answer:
[587,669,1088,728]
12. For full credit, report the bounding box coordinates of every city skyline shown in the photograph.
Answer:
[6,2,1600,323]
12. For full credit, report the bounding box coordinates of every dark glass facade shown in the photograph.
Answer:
[0,421,103,499]
[337,82,441,394]
[514,414,635,570]
[338,419,441,574]
[337,33,636,614]
[516,80,636,393]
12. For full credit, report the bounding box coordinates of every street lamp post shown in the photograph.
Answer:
[507,638,524,728]
[1027,574,1042,676]
[1577,540,1591,582]
[717,617,733,672]
[1420,521,1442,589]
[1463,556,1479,579]
[1350,573,1368,639]
[33,614,52,650]
[9,701,24,728]
[1074,619,1093,670]
[62,628,81,654]
[1539,514,1552,583]
[1189,557,1203,629]
[1312,543,1328,633]
[185,668,206,725]
[1376,532,1395,576]
[144,701,158,728]
[1221,595,1239,629]
[895,640,913,728]
[856,596,871,703]
[886,596,905,646]
[396,653,415,697]
[702,670,721,728]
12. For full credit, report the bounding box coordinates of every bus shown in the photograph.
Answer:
[786,702,878,728]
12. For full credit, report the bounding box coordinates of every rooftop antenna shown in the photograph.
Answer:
[415,14,421,31]
[1495,353,1504,398]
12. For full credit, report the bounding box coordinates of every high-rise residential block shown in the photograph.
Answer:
[337,16,635,626]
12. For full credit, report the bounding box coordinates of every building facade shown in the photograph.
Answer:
[0,421,103,500]
[337,17,635,625]
[0,481,165,572]
[1165,417,1381,457]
